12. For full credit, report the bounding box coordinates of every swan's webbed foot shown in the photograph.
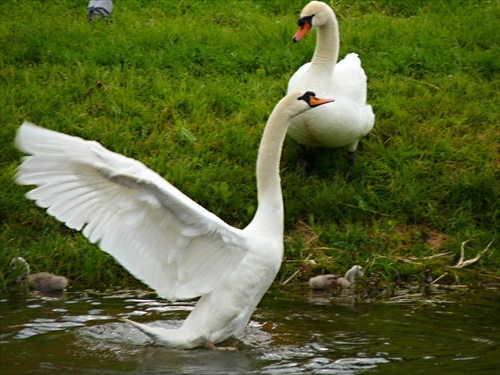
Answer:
[204,340,237,351]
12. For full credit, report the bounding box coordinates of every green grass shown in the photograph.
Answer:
[1,0,498,292]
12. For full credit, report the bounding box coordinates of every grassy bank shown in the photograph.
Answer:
[1,0,498,292]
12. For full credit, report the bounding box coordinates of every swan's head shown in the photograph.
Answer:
[10,257,28,270]
[270,91,333,125]
[296,91,334,110]
[10,257,30,282]
[293,1,335,42]
[285,90,334,117]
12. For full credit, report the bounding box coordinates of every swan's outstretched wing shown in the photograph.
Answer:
[15,122,247,301]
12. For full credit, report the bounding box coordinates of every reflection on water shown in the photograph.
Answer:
[0,285,498,374]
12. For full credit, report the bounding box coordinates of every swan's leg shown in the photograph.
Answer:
[297,143,307,174]
[346,150,355,179]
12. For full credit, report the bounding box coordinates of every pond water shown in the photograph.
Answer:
[0,285,498,374]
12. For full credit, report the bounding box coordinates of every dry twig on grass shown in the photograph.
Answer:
[431,240,494,285]
[282,254,313,286]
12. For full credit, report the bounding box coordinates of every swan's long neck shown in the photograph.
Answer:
[249,102,293,231]
[310,13,340,76]
[345,269,355,283]
[345,267,361,283]
[13,257,30,281]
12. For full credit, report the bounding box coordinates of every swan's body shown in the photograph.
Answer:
[309,265,364,289]
[10,257,68,292]
[287,1,375,172]
[308,274,339,290]
[15,91,333,349]
[87,0,113,21]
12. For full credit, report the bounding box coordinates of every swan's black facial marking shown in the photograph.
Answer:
[298,91,334,108]
[297,14,315,28]
[294,14,315,42]
[298,91,316,103]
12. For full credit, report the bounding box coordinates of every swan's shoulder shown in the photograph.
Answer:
[16,122,248,301]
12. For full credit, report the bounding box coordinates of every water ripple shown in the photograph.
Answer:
[0,287,498,375]
[16,321,85,339]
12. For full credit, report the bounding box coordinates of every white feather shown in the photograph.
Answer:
[16,123,246,302]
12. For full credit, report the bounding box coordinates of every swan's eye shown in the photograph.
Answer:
[297,14,314,28]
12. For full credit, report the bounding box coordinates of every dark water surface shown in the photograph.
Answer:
[1,285,498,374]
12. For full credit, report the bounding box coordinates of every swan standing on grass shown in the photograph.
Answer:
[10,257,68,292]
[14,91,334,349]
[309,265,364,289]
[287,1,375,174]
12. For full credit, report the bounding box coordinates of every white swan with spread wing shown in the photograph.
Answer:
[14,91,333,349]
[288,1,375,173]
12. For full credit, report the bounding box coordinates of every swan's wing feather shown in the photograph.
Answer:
[332,53,368,104]
[15,122,247,300]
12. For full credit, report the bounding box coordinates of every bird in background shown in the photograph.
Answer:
[309,265,364,290]
[287,1,375,176]
[87,0,113,21]
[10,256,68,292]
[14,91,334,349]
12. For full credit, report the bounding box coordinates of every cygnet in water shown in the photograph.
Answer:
[309,265,364,290]
[10,257,68,292]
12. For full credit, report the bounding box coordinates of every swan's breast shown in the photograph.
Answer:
[288,98,374,148]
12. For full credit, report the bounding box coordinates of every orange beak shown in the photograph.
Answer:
[293,21,311,42]
[309,96,334,107]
